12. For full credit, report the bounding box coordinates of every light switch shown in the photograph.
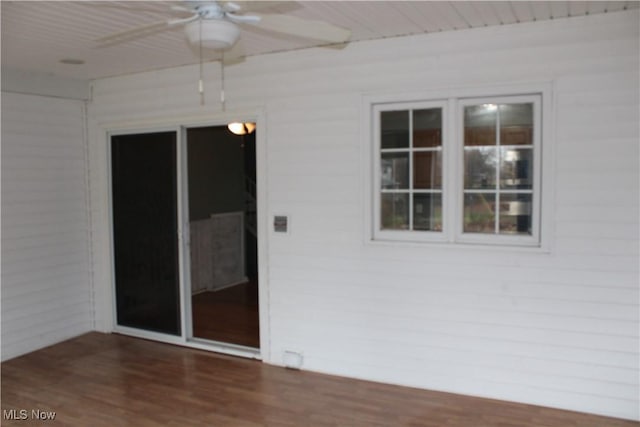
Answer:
[274,215,288,233]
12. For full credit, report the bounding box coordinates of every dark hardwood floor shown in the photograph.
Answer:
[191,280,259,348]
[1,333,637,427]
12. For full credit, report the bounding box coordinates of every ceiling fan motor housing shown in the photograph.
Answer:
[184,19,240,50]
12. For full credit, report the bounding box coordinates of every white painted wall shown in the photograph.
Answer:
[88,11,639,420]
[1,91,93,361]
[2,68,90,100]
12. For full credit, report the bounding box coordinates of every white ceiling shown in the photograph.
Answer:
[2,1,638,80]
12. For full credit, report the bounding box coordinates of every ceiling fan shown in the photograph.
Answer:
[96,1,352,51]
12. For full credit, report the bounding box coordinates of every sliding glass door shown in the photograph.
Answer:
[111,131,181,335]
[109,124,261,353]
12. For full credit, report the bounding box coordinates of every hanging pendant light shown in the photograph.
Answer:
[227,122,256,135]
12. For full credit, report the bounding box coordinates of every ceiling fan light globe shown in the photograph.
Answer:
[184,19,240,50]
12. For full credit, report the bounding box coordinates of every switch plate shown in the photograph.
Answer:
[274,215,288,233]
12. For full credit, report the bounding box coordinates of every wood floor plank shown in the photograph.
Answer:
[1,333,637,426]
[191,280,259,347]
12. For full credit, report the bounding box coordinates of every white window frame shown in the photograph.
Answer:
[373,100,449,243]
[456,94,542,246]
[364,84,552,249]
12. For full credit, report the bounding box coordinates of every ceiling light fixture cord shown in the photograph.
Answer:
[199,18,204,106]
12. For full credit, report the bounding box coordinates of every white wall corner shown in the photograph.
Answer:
[1,68,90,100]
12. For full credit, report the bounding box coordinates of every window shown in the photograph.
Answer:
[371,93,543,246]
[379,104,444,233]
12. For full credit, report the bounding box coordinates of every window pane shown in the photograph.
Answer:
[381,152,409,189]
[464,147,497,189]
[463,193,496,233]
[414,193,442,231]
[500,103,533,146]
[464,104,497,146]
[413,108,442,148]
[381,110,409,149]
[414,151,442,189]
[500,148,533,190]
[381,193,409,230]
[499,193,532,235]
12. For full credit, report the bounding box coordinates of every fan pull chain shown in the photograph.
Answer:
[198,19,204,106]
[220,52,226,112]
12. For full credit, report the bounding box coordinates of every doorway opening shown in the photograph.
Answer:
[186,125,259,349]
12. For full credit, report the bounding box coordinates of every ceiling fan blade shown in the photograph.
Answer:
[226,13,261,24]
[249,13,351,44]
[95,20,173,46]
[171,5,196,14]
[224,1,297,13]
[79,1,182,14]
[223,2,242,12]
[168,14,201,26]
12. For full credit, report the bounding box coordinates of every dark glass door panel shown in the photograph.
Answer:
[111,132,180,335]
[186,126,259,348]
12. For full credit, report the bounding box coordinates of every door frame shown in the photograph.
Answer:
[104,111,269,360]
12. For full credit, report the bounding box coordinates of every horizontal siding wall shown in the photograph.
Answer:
[88,11,639,420]
[1,92,93,361]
